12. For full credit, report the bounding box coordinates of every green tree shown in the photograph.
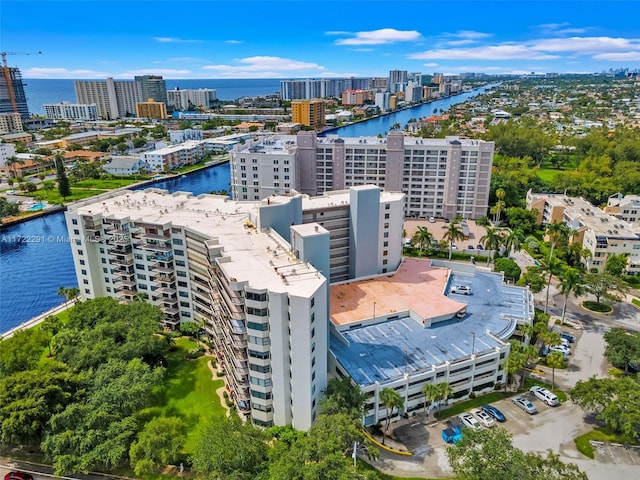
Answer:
[584,272,629,305]
[542,256,564,314]
[421,383,440,421]
[129,416,187,475]
[571,376,640,440]
[42,358,164,474]
[436,382,454,418]
[494,257,521,282]
[0,328,49,379]
[0,361,78,445]
[603,328,640,373]
[54,154,71,199]
[192,415,268,480]
[322,377,367,417]
[546,350,566,389]
[446,426,587,480]
[41,314,61,357]
[605,253,629,277]
[442,221,465,260]
[505,207,539,234]
[558,268,585,324]
[545,220,569,262]
[413,226,435,255]
[0,197,20,218]
[516,266,546,293]
[480,226,502,253]
[379,387,404,444]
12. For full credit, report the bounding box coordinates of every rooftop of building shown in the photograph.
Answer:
[69,189,325,297]
[143,140,207,155]
[529,192,639,238]
[330,260,531,386]
[317,134,488,147]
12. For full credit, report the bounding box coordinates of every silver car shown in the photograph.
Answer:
[512,396,538,414]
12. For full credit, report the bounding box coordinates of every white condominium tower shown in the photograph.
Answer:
[230,132,494,220]
[65,185,404,430]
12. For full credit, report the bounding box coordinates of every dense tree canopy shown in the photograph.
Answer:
[446,426,587,480]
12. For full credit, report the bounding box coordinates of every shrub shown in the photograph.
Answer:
[582,301,613,313]
[217,370,225,377]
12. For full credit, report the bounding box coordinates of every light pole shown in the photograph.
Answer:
[373,301,376,320]
[471,332,476,356]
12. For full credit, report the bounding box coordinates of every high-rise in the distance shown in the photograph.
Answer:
[134,75,167,105]
[0,65,29,119]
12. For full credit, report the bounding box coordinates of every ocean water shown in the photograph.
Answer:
[24,78,283,115]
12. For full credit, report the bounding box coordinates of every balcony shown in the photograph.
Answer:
[114,278,136,288]
[108,246,132,255]
[157,286,177,295]
[111,257,134,267]
[161,306,179,315]
[116,289,137,299]
[139,232,171,241]
[83,220,101,232]
[140,241,172,252]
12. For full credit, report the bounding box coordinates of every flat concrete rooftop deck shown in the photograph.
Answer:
[330,258,466,326]
[330,262,531,386]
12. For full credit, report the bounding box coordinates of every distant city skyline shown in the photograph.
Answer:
[3,0,640,79]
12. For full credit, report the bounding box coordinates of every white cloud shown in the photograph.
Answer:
[447,30,491,40]
[225,40,243,44]
[593,51,640,61]
[409,44,558,61]
[444,39,477,47]
[153,36,202,43]
[422,63,439,67]
[531,36,639,53]
[22,67,108,78]
[335,28,421,46]
[349,48,374,52]
[537,22,588,35]
[202,56,325,78]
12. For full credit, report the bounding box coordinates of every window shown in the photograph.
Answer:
[72,219,78,225]
[249,350,270,359]
[176,260,186,267]
[179,291,189,297]
[311,327,315,338]
[174,249,184,256]
[172,238,183,245]
[248,321,269,331]
[250,363,271,373]
[311,297,315,307]
[251,390,272,400]
[178,280,187,287]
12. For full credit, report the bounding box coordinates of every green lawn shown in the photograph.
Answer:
[25,187,108,205]
[142,337,225,454]
[435,391,509,419]
[574,426,640,458]
[536,168,560,183]
[73,177,150,189]
[632,298,640,308]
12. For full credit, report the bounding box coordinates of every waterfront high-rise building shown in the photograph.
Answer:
[44,102,98,121]
[166,88,217,111]
[75,77,142,120]
[231,132,495,219]
[0,66,29,119]
[65,185,404,429]
[134,75,167,105]
[291,99,325,129]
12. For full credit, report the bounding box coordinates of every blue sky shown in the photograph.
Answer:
[3,0,640,79]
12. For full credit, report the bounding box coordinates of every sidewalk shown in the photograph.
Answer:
[1,300,75,340]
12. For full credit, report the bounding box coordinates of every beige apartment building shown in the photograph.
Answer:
[527,190,640,275]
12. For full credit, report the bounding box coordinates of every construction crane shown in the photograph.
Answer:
[1,51,42,114]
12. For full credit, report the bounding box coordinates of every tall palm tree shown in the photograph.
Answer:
[436,382,454,419]
[505,347,525,391]
[519,344,539,388]
[502,229,524,257]
[543,256,564,314]
[5,156,24,179]
[545,220,568,262]
[415,226,434,255]
[493,188,506,224]
[558,268,585,324]
[479,226,502,253]
[421,383,440,421]
[442,222,465,260]
[546,350,565,389]
[379,387,404,444]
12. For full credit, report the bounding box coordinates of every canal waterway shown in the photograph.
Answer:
[0,164,232,333]
[323,84,497,137]
[0,85,495,333]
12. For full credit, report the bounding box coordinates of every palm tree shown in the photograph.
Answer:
[435,382,454,419]
[379,387,404,444]
[546,350,565,389]
[519,344,539,388]
[5,156,24,179]
[502,229,524,257]
[542,256,564,314]
[540,330,562,349]
[442,221,465,260]
[493,188,506,224]
[415,226,434,255]
[480,226,502,253]
[545,220,568,262]
[558,268,585,324]
[421,383,440,422]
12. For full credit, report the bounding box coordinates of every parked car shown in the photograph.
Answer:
[530,386,559,406]
[459,412,483,430]
[451,285,472,295]
[442,425,463,444]
[470,408,495,427]
[429,216,436,223]
[558,331,576,343]
[476,244,484,250]
[481,404,506,422]
[4,473,34,480]
[467,245,474,250]
[512,396,538,414]
[549,344,570,356]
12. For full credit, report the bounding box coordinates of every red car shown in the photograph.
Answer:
[4,472,34,480]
